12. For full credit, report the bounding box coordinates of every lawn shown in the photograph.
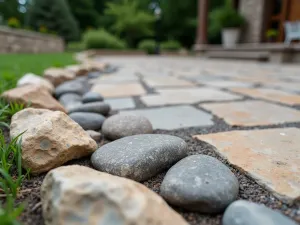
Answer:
[0,53,76,93]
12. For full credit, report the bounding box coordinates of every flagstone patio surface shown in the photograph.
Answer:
[94,56,300,205]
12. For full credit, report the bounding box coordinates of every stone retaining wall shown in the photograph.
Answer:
[0,26,64,53]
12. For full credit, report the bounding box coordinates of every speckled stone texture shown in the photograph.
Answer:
[160,155,239,213]
[41,165,189,225]
[102,114,153,140]
[194,128,300,204]
[91,134,188,181]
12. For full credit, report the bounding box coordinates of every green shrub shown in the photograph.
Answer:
[28,0,80,42]
[211,5,245,29]
[7,17,20,29]
[266,29,279,39]
[67,42,85,52]
[83,29,127,50]
[138,39,156,54]
[104,0,155,47]
[161,40,181,51]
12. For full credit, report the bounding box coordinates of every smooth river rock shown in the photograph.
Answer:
[91,134,188,181]
[160,155,239,213]
[102,114,153,140]
[68,102,111,116]
[10,108,97,174]
[69,112,106,130]
[82,91,104,103]
[86,130,102,142]
[55,79,88,98]
[41,165,188,225]
[58,93,82,110]
[223,200,297,225]
[88,72,102,79]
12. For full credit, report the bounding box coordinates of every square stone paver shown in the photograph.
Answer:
[140,88,242,106]
[230,87,300,105]
[200,100,300,126]
[91,74,139,84]
[194,128,300,203]
[143,76,195,88]
[91,82,146,98]
[199,80,253,88]
[105,97,136,110]
[267,81,300,93]
[123,105,213,130]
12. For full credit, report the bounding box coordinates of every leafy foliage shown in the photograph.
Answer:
[266,29,279,38]
[67,42,85,52]
[7,18,21,29]
[161,40,182,51]
[104,0,155,47]
[0,0,25,25]
[138,39,156,54]
[68,0,98,31]
[27,0,80,42]
[210,3,245,29]
[83,29,127,50]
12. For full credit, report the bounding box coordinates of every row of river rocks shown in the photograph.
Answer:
[3,60,298,225]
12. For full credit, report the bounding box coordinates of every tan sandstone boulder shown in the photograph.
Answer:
[1,85,66,112]
[65,65,89,76]
[17,73,54,93]
[44,68,76,86]
[10,109,97,174]
[41,165,189,225]
[82,61,108,72]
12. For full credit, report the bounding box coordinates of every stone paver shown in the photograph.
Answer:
[201,100,300,126]
[104,97,136,110]
[200,80,253,88]
[267,81,300,93]
[91,82,146,98]
[141,88,242,106]
[194,128,300,203]
[143,76,195,88]
[123,105,214,130]
[230,87,300,105]
[90,74,139,83]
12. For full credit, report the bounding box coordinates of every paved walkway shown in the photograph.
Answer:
[92,56,300,207]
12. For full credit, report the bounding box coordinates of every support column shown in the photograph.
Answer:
[195,0,208,47]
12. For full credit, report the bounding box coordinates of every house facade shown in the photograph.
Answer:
[196,0,300,45]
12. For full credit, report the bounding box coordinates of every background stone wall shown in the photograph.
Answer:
[0,26,64,53]
[239,0,267,43]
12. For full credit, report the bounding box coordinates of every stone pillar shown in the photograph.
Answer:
[239,0,267,43]
[195,0,208,47]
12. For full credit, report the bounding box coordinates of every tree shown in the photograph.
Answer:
[0,0,22,23]
[27,0,79,42]
[68,0,98,31]
[104,0,155,47]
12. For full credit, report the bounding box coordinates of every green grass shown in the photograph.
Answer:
[0,100,26,129]
[0,100,28,225]
[0,130,28,225]
[0,53,76,93]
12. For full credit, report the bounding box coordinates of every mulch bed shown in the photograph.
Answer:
[2,118,300,225]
